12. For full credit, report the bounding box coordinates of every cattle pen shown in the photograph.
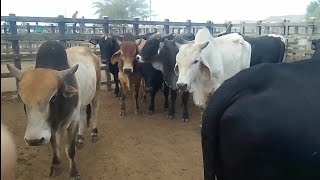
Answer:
[1,14,320,180]
[1,14,320,96]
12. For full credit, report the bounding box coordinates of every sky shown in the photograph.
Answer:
[1,0,313,23]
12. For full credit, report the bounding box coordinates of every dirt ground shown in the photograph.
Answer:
[1,87,204,180]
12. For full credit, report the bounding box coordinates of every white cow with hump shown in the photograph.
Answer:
[174,28,251,108]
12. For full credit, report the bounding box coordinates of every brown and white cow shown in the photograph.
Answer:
[6,41,101,180]
[111,33,142,116]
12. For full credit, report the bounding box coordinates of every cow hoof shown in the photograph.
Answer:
[120,111,125,116]
[76,135,84,149]
[167,115,175,119]
[183,118,189,123]
[147,110,154,115]
[91,135,98,142]
[49,163,61,177]
[70,175,81,180]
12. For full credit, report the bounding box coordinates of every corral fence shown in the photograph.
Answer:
[1,14,320,96]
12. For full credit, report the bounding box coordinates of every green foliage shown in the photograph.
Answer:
[306,0,320,21]
[92,0,149,20]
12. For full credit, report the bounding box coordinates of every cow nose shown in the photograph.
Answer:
[145,86,153,93]
[136,55,143,63]
[25,137,45,146]
[124,68,133,75]
[177,83,188,91]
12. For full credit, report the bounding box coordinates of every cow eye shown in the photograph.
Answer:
[193,60,199,64]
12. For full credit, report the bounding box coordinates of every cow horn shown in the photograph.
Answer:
[149,33,161,40]
[199,41,209,51]
[160,33,173,40]
[58,64,79,80]
[6,64,23,80]
[116,37,122,46]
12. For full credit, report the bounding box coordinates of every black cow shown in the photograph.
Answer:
[201,59,320,180]
[89,35,121,97]
[89,33,157,97]
[140,62,170,114]
[137,33,193,122]
[217,30,286,66]
[311,39,320,59]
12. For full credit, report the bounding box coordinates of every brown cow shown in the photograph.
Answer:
[111,33,142,116]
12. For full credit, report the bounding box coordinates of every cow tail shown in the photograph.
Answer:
[86,104,92,127]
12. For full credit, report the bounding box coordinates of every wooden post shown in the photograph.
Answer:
[102,16,109,34]
[8,14,21,98]
[186,20,192,33]
[164,19,170,34]
[240,22,245,35]
[3,22,8,34]
[294,26,298,34]
[102,16,112,91]
[281,19,286,35]
[206,20,213,34]
[264,22,270,34]
[256,20,262,35]
[58,15,66,48]
[92,25,97,52]
[122,26,126,34]
[51,24,55,34]
[133,17,140,36]
[26,23,32,53]
[72,23,76,34]
[307,18,315,35]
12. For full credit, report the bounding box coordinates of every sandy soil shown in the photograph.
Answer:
[1,88,204,180]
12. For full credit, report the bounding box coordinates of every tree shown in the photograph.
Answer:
[306,0,320,21]
[92,0,150,20]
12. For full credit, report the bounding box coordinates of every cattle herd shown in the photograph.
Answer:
[3,27,320,180]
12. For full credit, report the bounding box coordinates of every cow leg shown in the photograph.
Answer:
[182,92,190,123]
[49,129,63,177]
[66,120,81,180]
[141,78,147,103]
[90,89,100,142]
[120,82,128,116]
[76,106,87,149]
[114,74,121,97]
[168,89,177,119]
[163,83,169,112]
[133,83,141,115]
[147,89,157,115]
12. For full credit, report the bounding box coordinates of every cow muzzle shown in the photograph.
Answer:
[25,137,46,146]
[177,82,190,92]
[101,59,109,64]
[123,68,133,75]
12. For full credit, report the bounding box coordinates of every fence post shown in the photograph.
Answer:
[3,22,8,34]
[8,13,21,99]
[58,15,66,48]
[264,22,270,34]
[307,17,315,35]
[206,20,213,34]
[281,19,287,35]
[186,20,192,33]
[133,17,140,36]
[26,23,32,53]
[72,24,76,34]
[102,16,109,34]
[240,21,245,35]
[256,20,262,35]
[51,24,55,34]
[164,19,170,34]
[92,25,97,52]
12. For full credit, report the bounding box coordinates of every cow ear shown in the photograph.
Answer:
[89,38,99,45]
[111,50,121,65]
[200,61,211,80]
[63,84,78,98]
[135,38,142,46]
